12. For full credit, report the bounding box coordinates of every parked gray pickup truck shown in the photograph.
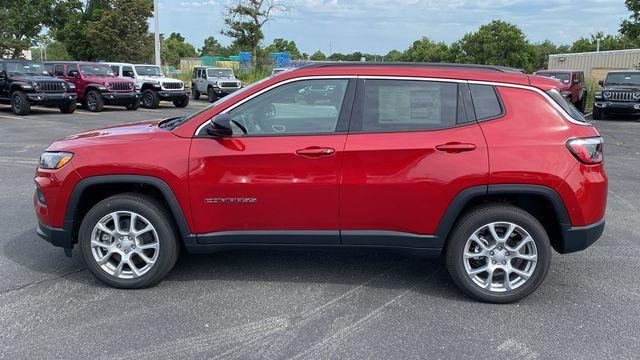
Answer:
[191,67,242,103]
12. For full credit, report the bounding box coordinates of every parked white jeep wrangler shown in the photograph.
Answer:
[191,67,242,103]
[105,63,190,108]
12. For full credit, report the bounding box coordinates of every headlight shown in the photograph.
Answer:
[603,91,612,99]
[39,152,74,170]
[106,83,114,90]
[634,92,640,100]
[67,82,76,90]
[594,91,603,99]
[32,82,40,90]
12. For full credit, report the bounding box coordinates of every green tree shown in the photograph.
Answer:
[401,37,452,62]
[161,33,198,66]
[385,49,403,62]
[453,20,532,71]
[30,42,71,61]
[570,33,634,53]
[55,0,154,62]
[0,0,60,58]
[201,36,232,57]
[310,50,327,61]
[621,0,640,41]
[264,38,301,58]
[528,40,566,71]
[221,0,290,66]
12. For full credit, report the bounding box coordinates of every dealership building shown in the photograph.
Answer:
[548,48,640,84]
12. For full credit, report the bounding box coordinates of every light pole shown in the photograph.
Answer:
[153,0,161,66]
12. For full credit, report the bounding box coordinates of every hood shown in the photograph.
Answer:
[602,85,640,91]
[10,75,65,83]
[139,75,181,83]
[50,120,163,150]
[83,75,131,85]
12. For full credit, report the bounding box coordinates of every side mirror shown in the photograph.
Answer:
[573,78,579,85]
[68,70,79,78]
[598,80,604,87]
[207,114,234,137]
[0,70,6,79]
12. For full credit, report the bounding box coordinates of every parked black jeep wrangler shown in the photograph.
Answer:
[0,59,77,115]
[594,71,640,120]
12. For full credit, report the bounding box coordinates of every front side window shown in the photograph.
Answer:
[109,66,120,76]
[54,65,64,77]
[122,66,134,77]
[80,65,115,77]
[356,79,458,132]
[227,79,349,136]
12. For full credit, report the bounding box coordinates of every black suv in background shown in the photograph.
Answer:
[594,70,640,120]
[0,59,77,115]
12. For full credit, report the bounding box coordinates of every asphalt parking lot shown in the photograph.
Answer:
[1,102,639,359]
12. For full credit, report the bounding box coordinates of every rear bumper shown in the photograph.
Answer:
[158,90,190,100]
[37,221,73,249]
[558,218,605,254]
[27,92,76,105]
[102,91,139,105]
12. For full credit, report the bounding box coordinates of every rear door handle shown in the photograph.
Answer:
[435,142,477,153]
[296,147,336,157]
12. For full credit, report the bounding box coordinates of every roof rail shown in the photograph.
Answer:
[301,62,523,73]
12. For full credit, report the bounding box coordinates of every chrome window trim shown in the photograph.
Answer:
[194,75,589,135]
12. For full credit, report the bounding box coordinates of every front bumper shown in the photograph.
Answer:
[211,87,240,97]
[594,100,640,112]
[158,90,190,101]
[37,221,73,249]
[102,91,139,105]
[558,218,605,254]
[27,92,76,106]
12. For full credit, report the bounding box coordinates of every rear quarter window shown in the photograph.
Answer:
[469,84,503,120]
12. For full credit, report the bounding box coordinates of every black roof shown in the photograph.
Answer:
[302,62,524,73]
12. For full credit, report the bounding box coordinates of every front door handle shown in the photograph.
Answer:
[296,147,336,158]
[435,142,477,153]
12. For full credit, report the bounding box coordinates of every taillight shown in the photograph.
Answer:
[566,137,604,164]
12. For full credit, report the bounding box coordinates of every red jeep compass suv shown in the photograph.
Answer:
[34,63,607,303]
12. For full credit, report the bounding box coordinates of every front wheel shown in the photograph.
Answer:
[11,91,31,115]
[207,87,217,103]
[592,107,604,120]
[173,97,189,108]
[85,90,104,112]
[59,100,77,114]
[142,89,160,109]
[445,204,551,303]
[78,193,179,288]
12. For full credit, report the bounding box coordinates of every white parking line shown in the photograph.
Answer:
[75,110,103,116]
[585,112,593,117]
[0,114,22,120]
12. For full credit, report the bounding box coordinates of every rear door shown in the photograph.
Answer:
[188,77,356,244]
[340,78,489,247]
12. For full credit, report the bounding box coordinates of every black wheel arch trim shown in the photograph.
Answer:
[63,175,194,247]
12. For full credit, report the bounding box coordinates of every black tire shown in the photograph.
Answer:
[173,97,189,108]
[592,107,604,120]
[126,98,141,111]
[10,91,31,116]
[207,87,217,103]
[59,100,77,114]
[576,94,586,113]
[142,89,160,109]
[445,204,551,303]
[192,85,200,100]
[78,193,179,289]
[86,90,104,112]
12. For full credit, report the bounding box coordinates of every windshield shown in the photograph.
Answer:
[6,61,49,76]
[546,89,588,124]
[135,66,164,77]
[207,68,234,78]
[80,65,115,77]
[537,72,570,84]
[605,73,640,86]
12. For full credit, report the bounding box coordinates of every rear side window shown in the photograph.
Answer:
[469,84,503,120]
[356,79,459,132]
[546,89,587,123]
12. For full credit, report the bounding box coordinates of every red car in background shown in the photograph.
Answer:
[46,62,139,112]
[534,70,587,113]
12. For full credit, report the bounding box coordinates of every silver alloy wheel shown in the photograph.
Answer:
[90,211,160,279]
[463,222,538,292]
[13,94,22,112]
[144,92,153,107]
[87,93,97,110]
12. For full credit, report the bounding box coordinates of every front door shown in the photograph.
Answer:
[340,78,490,247]
[189,78,355,244]
[0,62,8,99]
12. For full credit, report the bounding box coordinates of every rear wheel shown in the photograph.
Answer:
[142,89,160,109]
[10,91,31,115]
[192,85,200,100]
[207,87,217,103]
[59,100,77,114]
[78,193,179,289]
[173,97,189,108]
[445,204,551,303]
[86,90,104,112]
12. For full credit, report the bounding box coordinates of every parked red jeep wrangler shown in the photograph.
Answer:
[45,62,139,112]
[34,63,607,303]
[534,70,587,113]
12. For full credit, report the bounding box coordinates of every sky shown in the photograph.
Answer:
[158,0,631,55]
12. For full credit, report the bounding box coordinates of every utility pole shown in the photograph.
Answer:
[153,0,161,66]
[596,38,601,52]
